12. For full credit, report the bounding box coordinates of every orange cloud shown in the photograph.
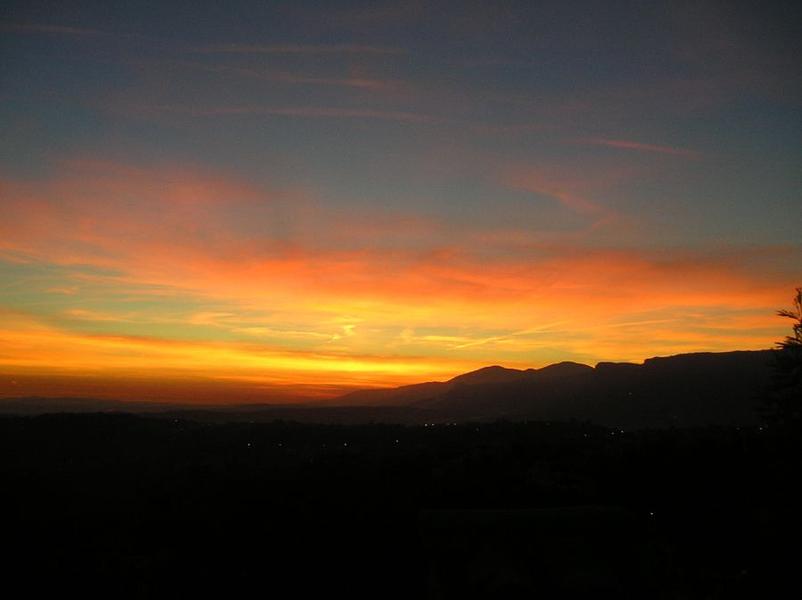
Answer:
[1,161,793,312]
[0,160,797,400]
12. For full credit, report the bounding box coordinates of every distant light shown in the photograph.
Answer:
[247,442,251,448]
[343,442,348,447]
[649,511,655,517]
[394,439,399,443]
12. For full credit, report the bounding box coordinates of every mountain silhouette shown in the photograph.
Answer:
[448,365,533,385]
[337,350,774,427]
[0,350,776,428]
[337,363,593,406]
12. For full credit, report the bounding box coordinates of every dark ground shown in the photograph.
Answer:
[1,414,800,598]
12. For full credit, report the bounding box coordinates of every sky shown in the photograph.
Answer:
[1,0,800,403]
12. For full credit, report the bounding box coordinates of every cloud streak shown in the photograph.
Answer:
[0,22,108,36]
[147,104,436,123]
[577,137,701,158]
[502,164,627,217]
[0,159,795,396]
[192,43,405,56]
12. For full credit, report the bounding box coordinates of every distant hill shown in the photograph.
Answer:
[0,397,177,415]
[334,381,449,406]
[449,365,533,386]
[0,350,777,428]
[335,365,533,406]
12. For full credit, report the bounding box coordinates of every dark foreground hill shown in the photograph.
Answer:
[2,415,801,599]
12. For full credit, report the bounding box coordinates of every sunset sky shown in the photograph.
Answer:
[1,1,800,403]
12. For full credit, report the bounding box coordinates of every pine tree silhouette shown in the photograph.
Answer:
[766,287,802,424]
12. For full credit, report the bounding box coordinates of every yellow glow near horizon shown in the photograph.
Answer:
[0,162,798,403]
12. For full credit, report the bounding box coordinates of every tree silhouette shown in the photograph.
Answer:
[777,287,802,354]
[766,287,802,424]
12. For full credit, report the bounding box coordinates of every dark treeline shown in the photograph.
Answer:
[2,414,801,598]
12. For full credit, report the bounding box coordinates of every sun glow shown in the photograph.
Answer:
[1,161,796,402]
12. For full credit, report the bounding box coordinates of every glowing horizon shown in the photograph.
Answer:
[1,2,800,403]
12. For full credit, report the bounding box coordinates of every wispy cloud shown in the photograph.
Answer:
[64,308,133,322]
[192,43,405,56]
[47,286,80,296]
[163,60,405,92]
[1,160,796,390]
[502,166,615,216]
[278,75,402,91]
[150,104,436,123]
[471,123,547,136]
[453,322,569,350]
[0,312,472,397]
[577,137,700,158]
[0,22,107,36]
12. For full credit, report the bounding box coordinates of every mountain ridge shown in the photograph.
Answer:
[335,349,775,427]
[0,350,777,428]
